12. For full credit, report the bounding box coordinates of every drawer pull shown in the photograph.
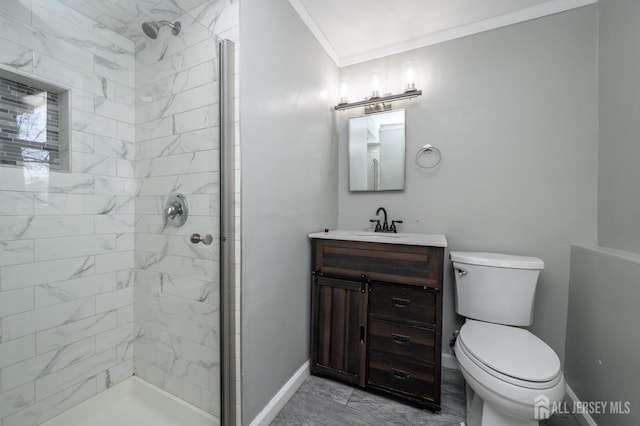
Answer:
[391,368,411,380]
[391,333,410,345]
[392,297,411,308]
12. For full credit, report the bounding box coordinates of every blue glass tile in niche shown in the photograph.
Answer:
[0,71,69,172]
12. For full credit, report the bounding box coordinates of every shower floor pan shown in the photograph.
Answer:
[42,377,218,426]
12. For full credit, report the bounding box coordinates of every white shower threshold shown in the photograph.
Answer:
[41,376,219,426]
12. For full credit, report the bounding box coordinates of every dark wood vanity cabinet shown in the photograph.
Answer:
[310,238,444,412]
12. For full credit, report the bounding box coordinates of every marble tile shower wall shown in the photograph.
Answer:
[0,1,136,425]
[133,1,239,417]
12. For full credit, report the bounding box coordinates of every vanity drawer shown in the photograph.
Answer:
[314,240,442,287]
[369,283,436,325]
[368,319,435,362]
[368,351,435,401]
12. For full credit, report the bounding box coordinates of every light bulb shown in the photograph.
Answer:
[405,65,416,92]
[371,73,381,98]
[339,81,349,104]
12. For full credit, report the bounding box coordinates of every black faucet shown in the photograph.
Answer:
[376,207,389,231]
[369,217,382,232]
[389,219,403,233]
[370,207,403,233]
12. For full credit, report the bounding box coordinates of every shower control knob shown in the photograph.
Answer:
[165,193,188,227]
[190,233,213,245]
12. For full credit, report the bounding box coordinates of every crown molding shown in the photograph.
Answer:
[290,0,597,68]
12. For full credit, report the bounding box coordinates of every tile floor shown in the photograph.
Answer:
[271,368,580,426]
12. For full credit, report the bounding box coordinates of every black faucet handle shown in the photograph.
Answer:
[369,219,382,232]
[390,220,403,233]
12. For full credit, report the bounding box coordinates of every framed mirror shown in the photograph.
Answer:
[348,109,405,191]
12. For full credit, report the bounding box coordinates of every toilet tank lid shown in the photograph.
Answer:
[450,251,544,269]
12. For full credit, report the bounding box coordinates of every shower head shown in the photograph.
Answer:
[141,20,181,39]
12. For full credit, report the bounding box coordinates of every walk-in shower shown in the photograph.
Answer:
[0,1,237,425]
[141,20,182,39]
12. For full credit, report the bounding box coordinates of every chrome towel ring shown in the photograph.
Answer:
[415,144,442,169]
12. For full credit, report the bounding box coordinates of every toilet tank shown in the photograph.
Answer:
[450,251,544,326]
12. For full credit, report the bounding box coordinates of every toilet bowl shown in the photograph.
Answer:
[450,251,566,426]
[455,320,565,426]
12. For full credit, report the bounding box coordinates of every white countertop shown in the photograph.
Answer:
[309,229,448,247]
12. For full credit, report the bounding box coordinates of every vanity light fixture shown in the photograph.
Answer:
[334,69,422,113]
[334,88,422,113]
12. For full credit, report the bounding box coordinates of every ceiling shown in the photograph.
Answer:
[288,0,597,67]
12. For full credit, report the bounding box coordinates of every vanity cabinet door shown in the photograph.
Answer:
[311,275,368,386]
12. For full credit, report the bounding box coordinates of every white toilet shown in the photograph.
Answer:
[450,252,565,426]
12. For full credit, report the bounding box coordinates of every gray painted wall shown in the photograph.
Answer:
[563,1,640,422]
[239,0,338,423]
[597,0,640,254]
[337,7,599,364]
[565,245,640,424]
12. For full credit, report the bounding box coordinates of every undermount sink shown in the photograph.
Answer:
[308,229,447,247]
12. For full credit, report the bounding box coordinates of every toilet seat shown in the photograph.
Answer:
[457,320,562,389]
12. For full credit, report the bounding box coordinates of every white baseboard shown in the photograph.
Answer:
[565,384,597,426]
[442,352,460,370]
[249,361,310,426]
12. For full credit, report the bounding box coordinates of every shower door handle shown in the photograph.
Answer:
[190,233,213,245]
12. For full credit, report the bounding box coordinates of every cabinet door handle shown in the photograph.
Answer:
[392,297,410,308]
[391,368,411,380]
[391,333,410,345]
[360,325,365,343]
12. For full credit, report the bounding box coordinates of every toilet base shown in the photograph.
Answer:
[465,383,539,426]
[481,403,538,426]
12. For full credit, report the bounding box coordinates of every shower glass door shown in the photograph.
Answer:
[133,9,223,421]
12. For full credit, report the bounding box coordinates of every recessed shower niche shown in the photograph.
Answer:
[0,69,70,172]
